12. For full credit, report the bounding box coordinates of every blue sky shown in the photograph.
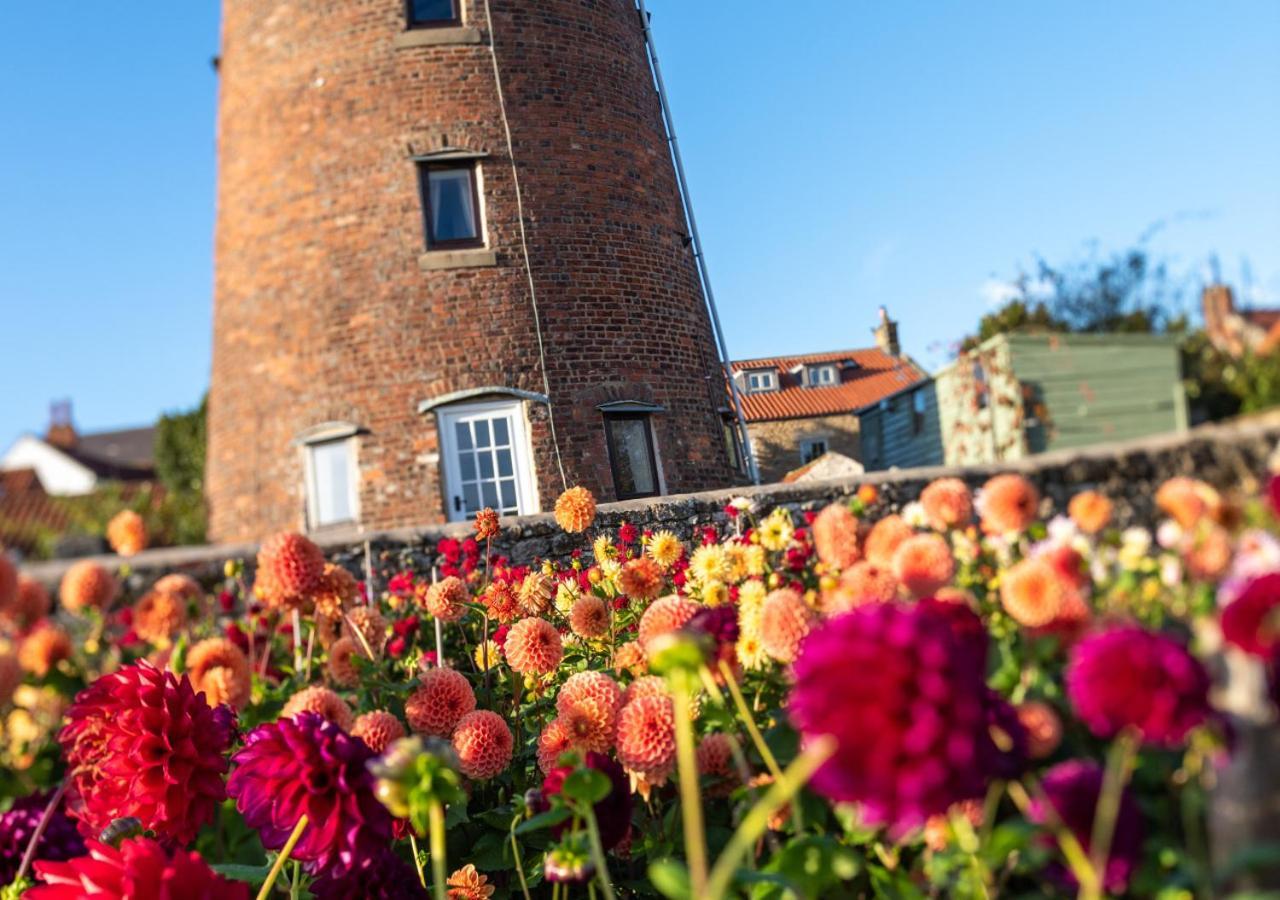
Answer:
[1,2,1277,452]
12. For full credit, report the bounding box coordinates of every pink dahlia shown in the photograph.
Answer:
[0,791,85,886]
[615,695,676,785]
[452,710,514,780]
[29,838,248,900]
[256,531,325,610]
[538,752,632,851]
[811,503,862,570]
[1030,760,1143,894]
[1221,572,1280,657]
[787,602,992,829]
[60,661,235,844]
[228,712,392,874]
[556,671,623,753]
[504,617,564,675]
[1066,626,1210,746]
[637,595,699,652]
[405,667,476,737]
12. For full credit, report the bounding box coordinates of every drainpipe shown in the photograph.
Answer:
[635,0,761,486]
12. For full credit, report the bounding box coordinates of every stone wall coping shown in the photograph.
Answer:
[417,248,498,271]
[19,410,1280,585]
[392,26,484,49]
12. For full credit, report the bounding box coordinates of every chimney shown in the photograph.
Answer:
[45,400,77,450]
[874,305,901,357]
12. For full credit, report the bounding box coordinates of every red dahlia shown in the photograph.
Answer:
[29,838,248,899]
[59,661,235,844]
[227,712,392,875]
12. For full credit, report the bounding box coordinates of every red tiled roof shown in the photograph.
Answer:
[0,468,72,555]
[730,347,926,422]
[1244,309,1280,331]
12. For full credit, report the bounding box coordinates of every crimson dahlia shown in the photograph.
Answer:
[1031,760,1143,893]
[29,838,248,899]
[1221,572,1280,657]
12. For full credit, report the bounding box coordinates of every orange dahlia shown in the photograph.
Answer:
[447,863,496,900]
[612,640,647,676]
[504,617,564,675]
[406,667,476,736]
[132,590,187,646]
[569,594,610,640]
[864,515,914,568]
[153,573,202,602]
[696,732,739,798]
[621,674,671,707]
[255,532,325,610]
[1000,557,1068,628]
[474,507,500,540]
[1016,701,1063,760]
[811,503,862,570]
[537,718,575,774]
[979,474,1040,534]
[344,605,389,656]
[556,671,622,753]
[18,622,72,676]
[759,588,818,664]
[892,533,956,598]
[327,637,361,687]
[313,563,358,618]
[616,695,676,784]
[452,709,514,780]
[7,574,51,629]
[1068,491,1113,535]
[823,561,898,614]
[281,685,354,732]
[59,561,117,613]
[554,486,597,534]
[637,595,699,652]
[482,581,522,624]
[184,637,252,710]
[920,478,973,531]
[352,710,406,754]
[1156,476,1220,528]
[517,571,555,615]
[618,556,665,601]
[424,576,469,622]
[1185,526,1232,580]
[106,510,148,557]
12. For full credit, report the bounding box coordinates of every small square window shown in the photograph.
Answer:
[806,365,836,387]
[604,414,660,500]
[800,438,827,465]
[746,370,776,393]
[418,162,483,249]
[407,0,459,27]
[306,437,358,528]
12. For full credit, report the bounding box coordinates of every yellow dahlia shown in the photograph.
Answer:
[688,544,731,586]
[757,508,795,551]
[646,530,685,570]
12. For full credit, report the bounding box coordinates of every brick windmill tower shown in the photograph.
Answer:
[207,0,746,541]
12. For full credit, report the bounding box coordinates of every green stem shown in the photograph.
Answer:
[704,736,836,900]
[1089,729,1139,892]
[428,800,448,900]
[409,832,427,889]
[582,805,619,900]
[1009,779,1100,899]
[717,660,783,780]
[509,816,533,900]
[672,670,708,897]
[256,814,309,900]
[950,809,991,900]
[290,860,301,900]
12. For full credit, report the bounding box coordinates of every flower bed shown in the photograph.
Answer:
[2,469,1280,898]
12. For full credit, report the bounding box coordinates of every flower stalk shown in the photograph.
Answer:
[256,814,309,900]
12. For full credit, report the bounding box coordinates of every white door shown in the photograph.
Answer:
[438,400,539,522]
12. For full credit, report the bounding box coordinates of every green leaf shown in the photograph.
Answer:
[648,858,692,900]
[515,807,572,835]
[209,863,272,885]
[561,768,611,806]
[444,798,470,829]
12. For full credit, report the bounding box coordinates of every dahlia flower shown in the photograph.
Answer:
[1155,476,1220,528]
[504,617,564,675]
[618,556,665,600]
[615,694,676,785]
[327,636,361,687]
[7,574,51,629]
[474,507,500,540]
[811,502,862,569]
[405,667,476,737]
[554,486,597,533]
[696,732,739,797]
[0,790,85,887]
[60,661,235,844]
[757,508,795,551]
[255,531,325,610]
[59,560,117,613]
[637,595,699,652]
[18,622,72,676]
[344,605,389,656]
[314,563,359,618]
[352,710,406,754]
[978,473,1039,534]
[892,533,956,597]
[1221,572,1280,657]
[424,576,469,622]
[540,752,632,850]
[1066,626,1210,746]
[309,850,429,899]
[788,602,993,829]
[864,515,913,568]
[447,863,497,899]
[28,838,248,900]
[229,712,392,874]
[106,509,148,557]
[759,588,817,664]
[823,561,899,614]
[687,544,731,586]
[556,671,623,753]
[1031,760,1143,893]
[452,710,514,780]
[185,637,252,709]
[919,478,973,531]
[482,581,521,624]
[612,640,647,676]
[646,530,684,569]
[538,718,575,774]
[1000,557,1069,628]
[1016,700,1063,759]
[517,571,555,615]
[1068,490,1113,535]
[282,685,355,732]
[132,589,186,645]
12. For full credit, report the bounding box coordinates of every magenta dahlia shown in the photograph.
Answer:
[1221,572,1280,657]
[28,837,248,899]
[0,791,85,886]
[59,660,236,844]
[537,752,633,851]
[227,712,393,875]
[1030,760,1144,894]
[308,850,429,899]
[787,601,991,830]
[1066,625,1210,746]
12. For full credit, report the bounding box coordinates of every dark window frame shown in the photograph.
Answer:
[406,0,461,28]
[603,413,660,501]
[417,161,484,250]
[800,438,828,465]
[912,389,927,436]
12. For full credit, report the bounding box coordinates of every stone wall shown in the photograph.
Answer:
[746,413,862,483]
[21,411,1280,588]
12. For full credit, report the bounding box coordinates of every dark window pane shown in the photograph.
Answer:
[481,481,499,508]
[478,452,495,480]
[492,418,509,446]
[462,483,480,513]
[459,451,476,481]
[427,168,478,243]
[605,417,657,499]
[455,421,472,451]
[499,479,517,509]
[409,0,456,24]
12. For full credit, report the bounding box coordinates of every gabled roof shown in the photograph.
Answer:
[729,347,927,422]
[68,426,156,478]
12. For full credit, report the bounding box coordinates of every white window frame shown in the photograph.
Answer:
[799,437,828,464]
[806,365,836,387]
[436,398,540,523]
[302,433,360,530]
[746,370,776,393]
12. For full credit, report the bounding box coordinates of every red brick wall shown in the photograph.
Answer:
[207,0,740,542]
